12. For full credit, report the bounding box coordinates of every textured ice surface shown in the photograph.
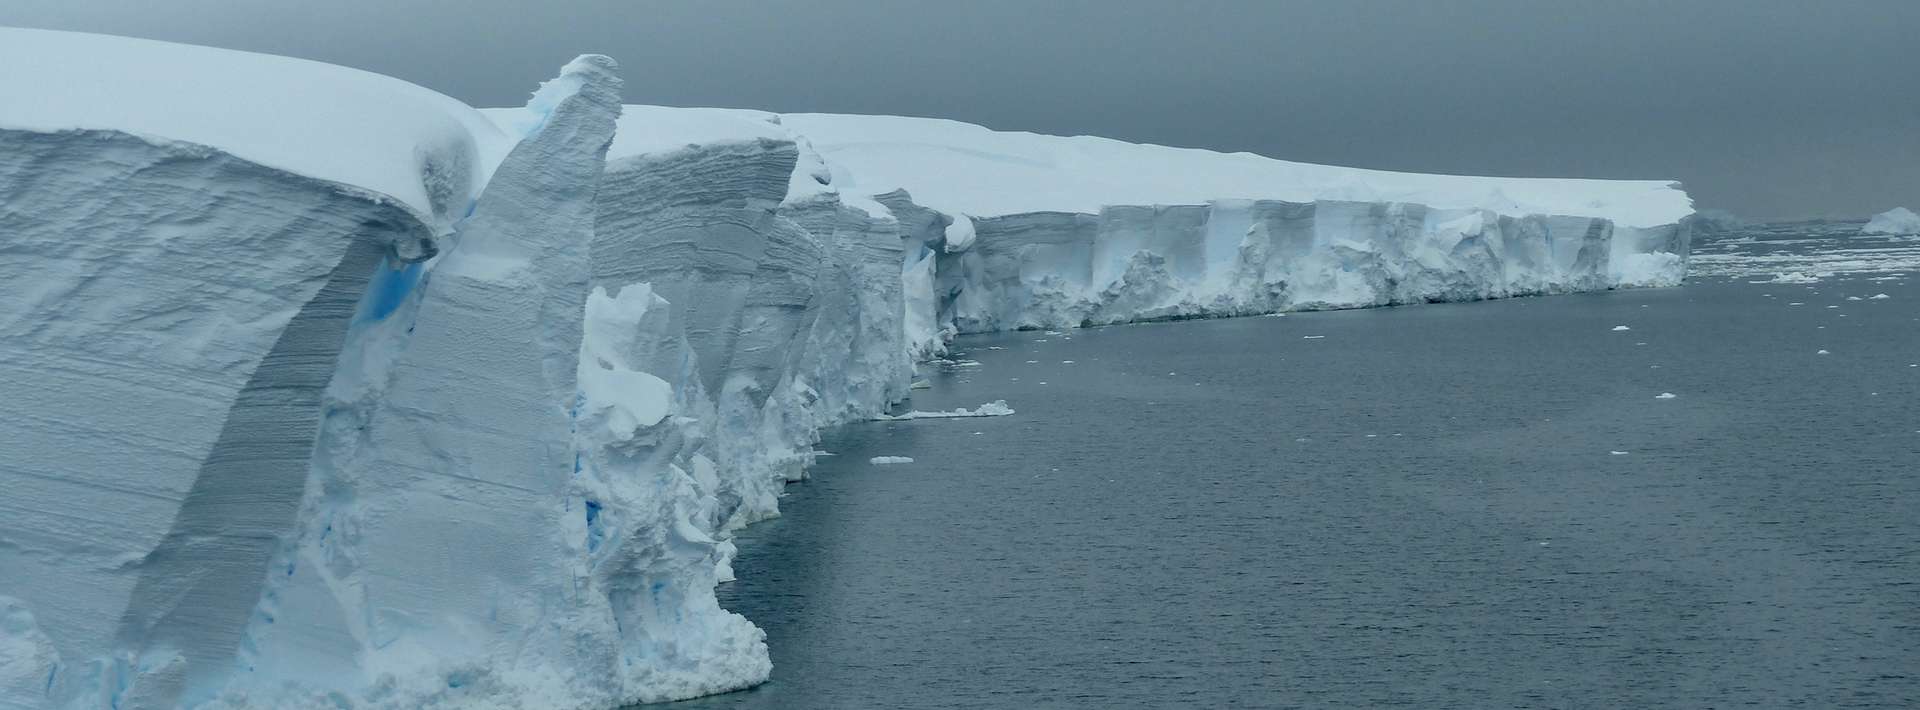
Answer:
[0,29,1697,710]
[0,82,448,710]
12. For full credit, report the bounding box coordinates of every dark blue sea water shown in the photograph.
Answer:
[678,226,1920,708]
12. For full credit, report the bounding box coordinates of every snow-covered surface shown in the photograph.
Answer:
[0,27,510,225]
[0,28,1699,710]
[600,105,784,162]
[1862,207,1920,235]
[777,112,1694,228]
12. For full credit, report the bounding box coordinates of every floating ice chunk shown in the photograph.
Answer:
[1611,325,1632,331]
[1871,293,1892,299]
[1609,451,1630,455]
[1763,272,1824,284]
[1655,392,1678,399]
[1817,349,1831,355]
[1302,335,1326,340]
[1846,296,1863,301]
[869,456,915,465]
[910,380,932,390]
[1861,207,1920,235]
[1061,360,1075,364]
[874,400,1015,420]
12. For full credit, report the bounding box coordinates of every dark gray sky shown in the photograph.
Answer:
[6,0,1915,221]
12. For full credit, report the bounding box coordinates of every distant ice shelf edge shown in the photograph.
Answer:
[0,27,1696,710]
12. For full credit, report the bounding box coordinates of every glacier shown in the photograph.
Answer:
[0,28,1694,709]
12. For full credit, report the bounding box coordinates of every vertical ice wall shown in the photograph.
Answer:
[0,28,1697,708]
[222,56,643,709]
[0,127,441,709]
[896,197,1689,343]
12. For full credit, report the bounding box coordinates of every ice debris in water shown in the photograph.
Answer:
[1655,392,1678,399]
[1612,325,1631,331]
[1871,293,1891,299]
[869,456,915,465]
[1817,349,1831,355]
[1610,451,1631,455]
[874,400,1015,420]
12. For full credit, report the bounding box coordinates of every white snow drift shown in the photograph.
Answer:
[0,28,1696,710]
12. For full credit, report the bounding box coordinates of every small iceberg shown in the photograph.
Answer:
[1654,392,1677,399]
[1861,207,1920,235]
[874,400,1015,421]
[869,456,915,465]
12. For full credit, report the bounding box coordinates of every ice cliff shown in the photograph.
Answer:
[0,28,1693,709]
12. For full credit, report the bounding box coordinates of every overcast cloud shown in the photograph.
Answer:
[5,0,1914,221]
